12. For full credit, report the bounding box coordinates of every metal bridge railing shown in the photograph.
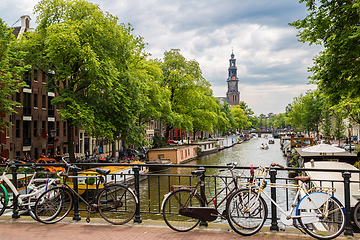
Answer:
[4,163,360,236]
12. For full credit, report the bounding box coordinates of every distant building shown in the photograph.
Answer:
[217,52,240,107]
[0,15,80,160]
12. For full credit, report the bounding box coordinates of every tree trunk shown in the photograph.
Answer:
[112,141,116,158]
[67,120,76,163]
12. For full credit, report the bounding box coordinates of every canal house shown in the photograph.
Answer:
[148,145,198,164]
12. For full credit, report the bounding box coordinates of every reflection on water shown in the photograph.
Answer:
[138,136,296,224]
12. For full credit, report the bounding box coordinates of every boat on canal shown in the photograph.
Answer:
[301,161,360,208]
[68,161,148,199]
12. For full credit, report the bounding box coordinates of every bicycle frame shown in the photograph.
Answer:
[0,166,56,208]
[244,165,336,224]
[166,167,241,212]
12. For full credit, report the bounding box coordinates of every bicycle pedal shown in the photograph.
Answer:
[86,218,90,223]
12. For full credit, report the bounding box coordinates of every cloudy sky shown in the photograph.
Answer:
[1,0,323,116]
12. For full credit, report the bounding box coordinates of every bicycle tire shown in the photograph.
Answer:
[0,186,7,216]
[34,186,73,224]
[26,182,57,221]
[353,200,360,229]
[162,189,204,232]
[226,189,267,236]
[98,184,137,225]
[297,192,345,240]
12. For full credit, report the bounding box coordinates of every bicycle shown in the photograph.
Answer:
[161,162,242,232]
[0,159,57,220]
[33,157,138,225]
[226,163,346,240]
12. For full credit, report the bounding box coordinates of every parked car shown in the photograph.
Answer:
[126,149,146,160]
[331,143,339,147]
[343,144,355,151]
[36,158,65,173]
[167,140,183,145]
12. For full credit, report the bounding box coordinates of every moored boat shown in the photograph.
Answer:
[68,161,148,199]
[146,158,172,173]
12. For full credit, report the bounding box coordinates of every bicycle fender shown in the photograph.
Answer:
[126,187,138,204]
[161,192,172,210]
[297,191,331,210]
[0,184,9,206]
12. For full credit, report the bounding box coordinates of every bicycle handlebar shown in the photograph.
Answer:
[270,162,285,169]
[60,157,82,171]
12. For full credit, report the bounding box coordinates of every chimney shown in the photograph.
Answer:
[20,15,31,29]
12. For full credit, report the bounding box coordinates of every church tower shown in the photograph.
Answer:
[226,51,240,106]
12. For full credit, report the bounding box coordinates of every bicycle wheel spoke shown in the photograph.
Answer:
[34,187,73,224]
[226,189,267,236]
[98,184,136,225]
[162,189,202,232]
[297,193,345,240]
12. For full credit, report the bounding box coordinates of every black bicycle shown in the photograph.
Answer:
[33,157,138,225]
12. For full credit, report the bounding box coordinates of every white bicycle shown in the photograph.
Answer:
[226,163,346,240]
[0,159,57,220]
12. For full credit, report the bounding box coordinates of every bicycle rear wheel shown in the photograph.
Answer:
[353,200,360,229]
[98,184,137,225]
[26,182,57,221]
[162,189,203,232]
[226,189,267,236]
[297,192,345,240]
[34,187,73,224]
[0,186,7,216]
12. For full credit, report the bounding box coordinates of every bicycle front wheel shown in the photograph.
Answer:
[226,189,268,236]
[162,189,203,232]
[297,192,345,240]
[26,182,57,221]
[0,186,7,216]
[34,187,73,224]
[98,184,137,225]
[353,200,360,229]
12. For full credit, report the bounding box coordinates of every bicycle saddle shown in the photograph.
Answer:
[96,168,111,176]
[294,176,311,182]
[191,169,205,177]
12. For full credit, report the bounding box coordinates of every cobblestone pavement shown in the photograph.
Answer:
[0,216,359,240]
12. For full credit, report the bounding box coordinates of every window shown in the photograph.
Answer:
[34,121,37,137]
[16,92,21,104]
[42,121,46,132]
[23,93,31,116]
[33,69,38,82]
[42,95,46,108]
[16,120,20,138]
[34,94,38,108]
[63,122,66,136]
[56,121,59,136]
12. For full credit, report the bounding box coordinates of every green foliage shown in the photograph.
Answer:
[290,1,360,125]
[0,18,28,130]
[231,105,251,130]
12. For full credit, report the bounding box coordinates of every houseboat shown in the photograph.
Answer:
[190,141,219,156]
[302,161,360,208]
[147,145,198,164]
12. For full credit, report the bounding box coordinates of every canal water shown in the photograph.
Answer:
[139,135,297,224]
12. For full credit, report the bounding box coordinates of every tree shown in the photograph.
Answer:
[290,1,360,123]
[23,0,143,162]
[159,49,214,139]
[231,105,250,131]
[0,18,27,130]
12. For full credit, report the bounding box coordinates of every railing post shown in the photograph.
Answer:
[342,171,353,236]
[133,165,142,223]
[10,163,20,219]
[72,167,81,221]
[269,168,279,231]
[198,166,208,227]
